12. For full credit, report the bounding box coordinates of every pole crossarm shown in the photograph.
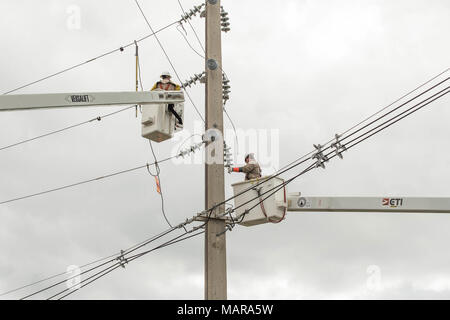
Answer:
[287,194,450,214]
[0,91,184,112]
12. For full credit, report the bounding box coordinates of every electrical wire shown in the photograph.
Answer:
[0,156,175,206]
[54,231,205,300]
[135,50,175,229]
[147,140,174,228]
[174,1,240,154]
[207,69,450,214]
[0,252,119,298]
[2,21,181,95]
[240,87,450,216]
[177,0,206,54]
[133,0,205,123]
[316,76,450,157]
[224,87,450,231]
[223,106,239,153]
[176,24,205,59]
[0,105,135,152]
[49,229,206,300]
[217,84,450,232]
[272,68,450,178]
[20,225,181,300]
[14,83,445,298]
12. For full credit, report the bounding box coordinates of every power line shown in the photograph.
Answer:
[207,69,450,214]
[0,133,205,207]
[214,79,450,234]
[177,0,205,54]
[133,0,206,123]
[0,227,174,297]
[52,229,206,300]
[44,85,449,298]
[2,21,181,95]
[0,157,175,206]
[173,2,241,154]
[225,86,450,230]
[21,212,208,299]
[9,85,445,301]
[0,251,120,298]
[243,87,450,215]
[20,225,181,299]
[322,76,450,155]
[0,105,135,152]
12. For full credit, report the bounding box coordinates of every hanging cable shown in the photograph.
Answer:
[147,140,176,229]
[136,49,181,230]
[176,23,205,59]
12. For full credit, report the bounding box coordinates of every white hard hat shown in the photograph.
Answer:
[161,71,171,77]
[245,153,255,160]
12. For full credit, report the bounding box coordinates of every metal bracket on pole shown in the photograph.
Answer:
[312,144,329,169]
[330,134,347,159]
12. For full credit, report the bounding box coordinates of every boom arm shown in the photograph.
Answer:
[0,91,184,112]
[287,193,450,214]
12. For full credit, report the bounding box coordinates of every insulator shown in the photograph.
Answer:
[182,72,206,88]
[180,4,205,23]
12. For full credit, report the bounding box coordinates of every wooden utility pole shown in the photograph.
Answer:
[204,0,227,300]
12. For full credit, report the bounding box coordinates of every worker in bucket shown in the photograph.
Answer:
[229,153,262,181]
[151,71,183,125]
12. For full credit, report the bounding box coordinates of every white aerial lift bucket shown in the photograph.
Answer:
[141,102,184,143]
[231,175,287,227]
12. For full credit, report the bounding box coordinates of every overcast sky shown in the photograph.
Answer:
[0,0,449,300]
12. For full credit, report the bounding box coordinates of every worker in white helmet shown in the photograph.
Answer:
[151,71,181,91]
[229,153,262,181]
[151,71,183,125]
